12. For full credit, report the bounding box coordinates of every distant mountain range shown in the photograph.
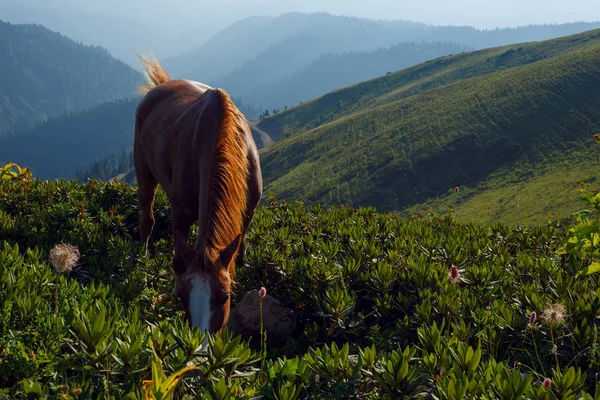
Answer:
[0,1,216,65]
[165,12,600,107]
[0,19,142,135]
[227,40,473,111]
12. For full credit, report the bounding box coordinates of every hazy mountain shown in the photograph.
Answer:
[0,19,142,135]
[0,1,215,65]
[229,40,473,110]
[163,12,600,85]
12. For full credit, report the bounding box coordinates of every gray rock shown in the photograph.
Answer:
[227,289,296,347]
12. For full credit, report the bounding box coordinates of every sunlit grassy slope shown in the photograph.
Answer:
[257,28,600,138]
[403,148,600,225]
[257,29,600,224]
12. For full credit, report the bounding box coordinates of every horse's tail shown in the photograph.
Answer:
[137,53,171,95]
[204,88,249,276]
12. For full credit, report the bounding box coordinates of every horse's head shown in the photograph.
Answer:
[173,231,241,334]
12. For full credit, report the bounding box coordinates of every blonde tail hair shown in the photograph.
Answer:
[137,53,171,95]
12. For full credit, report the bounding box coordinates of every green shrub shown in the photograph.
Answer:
[0,165,599,398]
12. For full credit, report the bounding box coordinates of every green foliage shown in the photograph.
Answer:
[559,136,600,279]
[0,173,599,398]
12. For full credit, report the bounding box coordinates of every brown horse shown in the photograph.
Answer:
[134,54,262,334]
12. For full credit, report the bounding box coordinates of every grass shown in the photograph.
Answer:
[403,148,600,226]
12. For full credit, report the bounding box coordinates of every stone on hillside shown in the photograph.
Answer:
[227,289,296,347]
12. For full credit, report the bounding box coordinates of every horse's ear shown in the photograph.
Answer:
[174,231,195,266]
[219,234,242,269]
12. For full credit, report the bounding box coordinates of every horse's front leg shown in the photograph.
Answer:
[171,205,194,288]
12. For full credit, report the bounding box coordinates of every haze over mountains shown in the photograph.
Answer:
[164,13,600,105]
[2,5,600,224]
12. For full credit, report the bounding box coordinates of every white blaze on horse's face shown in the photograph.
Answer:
[188,273,213,334]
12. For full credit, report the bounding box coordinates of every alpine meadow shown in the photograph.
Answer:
[1,6,600,400]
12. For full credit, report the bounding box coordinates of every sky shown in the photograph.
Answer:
[3,0,600,63]
[7,0,600,30]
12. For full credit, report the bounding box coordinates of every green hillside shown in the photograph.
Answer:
[0,169,599,397]
[259,31,600,223]
[0,19,142,134]
[257,28,600,139]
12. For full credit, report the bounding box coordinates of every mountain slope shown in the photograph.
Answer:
[0,19,142,134]
[235,40,472,111]
[259,36,600,216]
[257,28,600,138]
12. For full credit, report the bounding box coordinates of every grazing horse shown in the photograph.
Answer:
[133,54,262,334]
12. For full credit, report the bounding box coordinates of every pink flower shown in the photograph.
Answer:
[542,377,552,390]
[529,311,537,325]
[259,287,267,299]
[454,187,460,193]
[448,265,460,284]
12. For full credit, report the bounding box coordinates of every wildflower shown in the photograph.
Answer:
[455,187,460,193]
[542,377,552,390]
[542,303,566,327]
[49,243,80,273]
[259,287,267,299]
[29,349,35,360]
[448,265,460,284]
[529,311,537,326]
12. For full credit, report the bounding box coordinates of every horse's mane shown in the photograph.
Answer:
[202,89,249,278]
[137,53,171,95]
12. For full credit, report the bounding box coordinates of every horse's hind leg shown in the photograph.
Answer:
[134,152,158,250]
[138,181,157,250]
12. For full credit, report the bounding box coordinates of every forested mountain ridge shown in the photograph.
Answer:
[0,98,139,180]
[0,19,142,135]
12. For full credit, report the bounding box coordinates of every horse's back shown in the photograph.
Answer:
[133,79,258,218]
[135,79,212,131]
